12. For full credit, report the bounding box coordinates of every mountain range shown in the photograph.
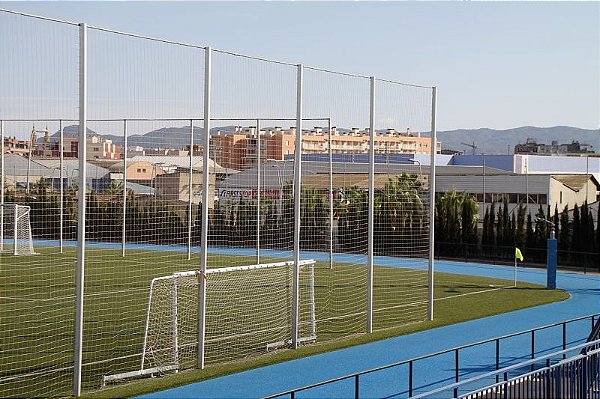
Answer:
[55,125,599,155]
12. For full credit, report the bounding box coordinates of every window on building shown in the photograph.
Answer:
[559,191,563,204]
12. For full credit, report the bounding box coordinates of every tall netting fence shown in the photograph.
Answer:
[303,68,371,338]
[0,11,79,398]
[0,9,435,397]
[372,78,434,329]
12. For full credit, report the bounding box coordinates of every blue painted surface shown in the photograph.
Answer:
[134,254,599,399]
[449,155,513,171]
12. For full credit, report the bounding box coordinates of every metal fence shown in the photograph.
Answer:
[0,8,436,397]
[436,242,600,274]
[265,314,600,399]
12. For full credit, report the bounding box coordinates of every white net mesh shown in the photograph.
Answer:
[1,8,435,396]
[141,260,316,372]
[0,204,35,255]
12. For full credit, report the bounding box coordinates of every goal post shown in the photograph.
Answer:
[0,203,35,256]
[102,259,317,385]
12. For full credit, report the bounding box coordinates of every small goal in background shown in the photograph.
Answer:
[0,203,35,256]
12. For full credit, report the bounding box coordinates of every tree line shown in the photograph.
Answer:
[3,176,599,270]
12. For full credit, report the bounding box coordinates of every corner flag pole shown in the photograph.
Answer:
[514,248,524,287]
[514,254,517,287]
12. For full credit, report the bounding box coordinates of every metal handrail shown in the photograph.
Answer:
[412,339,600,399]
[263,313,600,399]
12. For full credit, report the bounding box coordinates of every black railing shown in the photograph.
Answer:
[263,314,600,399]
[417,340,600,399]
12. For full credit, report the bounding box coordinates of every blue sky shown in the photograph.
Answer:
[0,1,598,132]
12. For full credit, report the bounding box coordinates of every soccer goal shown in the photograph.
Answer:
[102,259,317,385]
[0,203,35,256]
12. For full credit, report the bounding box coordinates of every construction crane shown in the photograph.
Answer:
[461,141,478,155]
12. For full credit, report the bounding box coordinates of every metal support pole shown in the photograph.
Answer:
[427,86,437,321]
[198,46,211,369]
[26,126,33,195]
[171,276,179,369]
[187,119,193,260]
[121,120,127,257]
[292,63,303,349]
[328,118,333,269]
[73,22,87,398]
[256,119,261,264]
[367,76,375,333]
[60,120,64,253]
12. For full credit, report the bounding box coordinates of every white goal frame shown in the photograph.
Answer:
[102,259,317,385]
[0,203,35,256]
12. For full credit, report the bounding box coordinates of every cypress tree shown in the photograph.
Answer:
[571,204,580,253]
[489,201,496,246]
[559,205,570,252]
[581,201,589,252]
[482,208,490,247]
[553,205,560,240]
[509,213,516,246]
[597,204,600,264]
[526,213,534,250]
[516,204,526,248]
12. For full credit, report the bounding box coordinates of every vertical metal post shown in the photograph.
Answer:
[563,322,567,359]
[428,86,437,320]
[13,203,17,255]
[121,120,127,257]
[59,120,64,253]
[454,348,459,398]
[26,126,32,194]
[367,76,375,333]
[308,262,316,338]
[73,22,87,398]
[171,276,179,369]
[292,64,303,349]
[328,118,333,270]
[198,46,211,369]
[531,330,536,372]
[256,119,261,264]
[496,338,500,383]
[409,361,414,397]
[187,119,194,260]
[1,120,4,252]
[482,153,486,219]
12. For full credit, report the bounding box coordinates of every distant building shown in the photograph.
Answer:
[515,138,595,156]
[3,137,30,156]
[31,134,121,160]
[210,126,441,170]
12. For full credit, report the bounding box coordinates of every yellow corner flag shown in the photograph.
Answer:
[515,247,524,262]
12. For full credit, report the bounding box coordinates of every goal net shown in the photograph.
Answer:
[103,259,316,384]
[0,204,35,256]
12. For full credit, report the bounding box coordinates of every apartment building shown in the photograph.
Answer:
[211,126,439,170]
[31,135,121,160]
[2,137,30,156]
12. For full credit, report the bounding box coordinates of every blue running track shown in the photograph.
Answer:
[40,241,596,398]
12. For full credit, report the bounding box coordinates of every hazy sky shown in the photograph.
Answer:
[1,1,599,131]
